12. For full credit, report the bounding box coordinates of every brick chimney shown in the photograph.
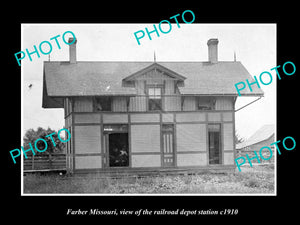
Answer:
[207,38,219,63]
[68,37,77,63]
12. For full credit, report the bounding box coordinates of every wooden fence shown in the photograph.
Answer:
[24,153,66,171]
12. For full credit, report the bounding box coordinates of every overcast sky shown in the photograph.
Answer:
[22,23,276,139]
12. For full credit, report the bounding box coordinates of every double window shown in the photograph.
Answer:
[148,87,162,111]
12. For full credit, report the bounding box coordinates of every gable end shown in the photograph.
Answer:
[122,63,187,82]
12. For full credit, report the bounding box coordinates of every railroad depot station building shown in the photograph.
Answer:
[42,38,263,174]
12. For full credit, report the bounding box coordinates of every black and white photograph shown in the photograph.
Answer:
[21,23,276,195]
[4,6,298,221]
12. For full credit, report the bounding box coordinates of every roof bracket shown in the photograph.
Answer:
[235,96,262,112]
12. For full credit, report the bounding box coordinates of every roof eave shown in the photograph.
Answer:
[238,93,264,97]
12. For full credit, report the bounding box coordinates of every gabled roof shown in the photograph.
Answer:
[236,124,275,149]
[122,63,186,81]
[43,61,264,108]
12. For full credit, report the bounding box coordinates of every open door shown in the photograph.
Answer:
[208,124,221,164]
[103,125,129,168]
[108,133,129,167]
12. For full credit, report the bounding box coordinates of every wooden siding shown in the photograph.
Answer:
[215,97,233,110]
[112,97,127,112]
[223,152,234,165]
[129,96,146,111]
[176,124,207,152]
[129,80,146,111]
[177,153,206,166]
[164,80,181,111]
[66,115,72,127]
[74,126,101,154]
[162,113,174,122]
[69,126,73,172]
[223,123,234,151]
[131,113,160,123]
[75,156,102,169]
[136,69,170,83]
[165,79,174,93]
[222,112,233,122]
[103,114,128,123]
[74,113,100,124]
[74,97,93,112]
[64,109,73,173]
[164,95,181,111]
[182,96,196,111]
[66,109,237,172]
[131,124,160,153]
[207,112,221,122]
[71,95,234,113]
[176,112,205,122]
[131,155,161,167]
[64,97,72,116]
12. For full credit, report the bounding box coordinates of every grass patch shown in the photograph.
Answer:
[23,165,275,194]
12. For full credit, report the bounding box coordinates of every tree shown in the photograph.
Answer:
[23,127,65,156]
[235,132,244,145]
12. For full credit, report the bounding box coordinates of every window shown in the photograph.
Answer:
[93,97,111,111]
[148,87,162,111]
[197,97,215,110]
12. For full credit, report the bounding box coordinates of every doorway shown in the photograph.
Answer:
[108,133,129,167]
[208,124,221,164]
[103,125,129,168]
[162,124,175,167]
